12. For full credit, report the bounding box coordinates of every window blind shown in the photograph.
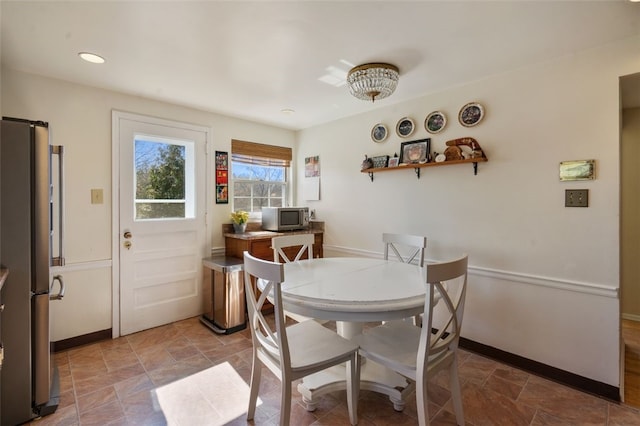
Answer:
[231,139,291,167]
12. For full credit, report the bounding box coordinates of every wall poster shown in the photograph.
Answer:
[215,151,229,204]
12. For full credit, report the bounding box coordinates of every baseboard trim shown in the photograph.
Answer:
[459,337,620,402]
[52,329,112,352]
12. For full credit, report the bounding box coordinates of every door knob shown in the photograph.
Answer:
[123,231,132,239]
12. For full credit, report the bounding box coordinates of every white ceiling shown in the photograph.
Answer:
[2,1,639,130]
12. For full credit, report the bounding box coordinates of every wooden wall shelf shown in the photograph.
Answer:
[362,156,488,181]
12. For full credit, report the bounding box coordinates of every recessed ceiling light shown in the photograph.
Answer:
[78,52,105,64]
[281,108,295,114]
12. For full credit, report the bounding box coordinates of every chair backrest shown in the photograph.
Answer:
[418,255,468,370]
[383,233,426,266]
[272,234,314,263]
[243,251,290,368]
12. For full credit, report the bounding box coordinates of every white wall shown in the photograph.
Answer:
[1,68,295,341]
[296,36,640,387]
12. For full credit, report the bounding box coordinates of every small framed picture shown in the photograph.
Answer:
[371,123,388,143]
[396,117,415,138]
[400,138,431,164]
[458,102,485,127]
[388,157,399,167]
[559,159,595,181]
[425,111,447,134]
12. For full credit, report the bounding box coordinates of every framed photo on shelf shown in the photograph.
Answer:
[399,138,431,164]
[388,157,399,167]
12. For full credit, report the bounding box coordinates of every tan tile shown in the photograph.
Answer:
[518,375,607,425]
[608,402,640,426]
[28,403,79,426]
[135,347,176,372]
[76,386,118,413]
[119,388,162,419]
[492,365,530,387]
[114,373,155,400]
[448,381,536,426]
[458,354,499,385]
[484,374,524,400]
[126,324,183,352]
[102,345,140,371]
[77,400,124,426]
[147,353,212,386]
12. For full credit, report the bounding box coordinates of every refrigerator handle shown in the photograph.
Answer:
[50,275,65,300]
[51,145,65,267]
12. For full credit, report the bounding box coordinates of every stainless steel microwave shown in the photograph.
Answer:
[261,207,310,231]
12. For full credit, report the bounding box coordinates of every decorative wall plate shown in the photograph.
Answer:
[458,102,485,127]
[396,117,415,138]
[371,123,388,143]
[425,111,446,134]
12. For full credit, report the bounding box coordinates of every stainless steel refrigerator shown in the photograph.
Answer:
[0,117,65,425]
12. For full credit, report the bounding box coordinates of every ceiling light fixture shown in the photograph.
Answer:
[346,63,399,102]
[78,52,106,64]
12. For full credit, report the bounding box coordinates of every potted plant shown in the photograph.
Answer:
[230,210,249,233]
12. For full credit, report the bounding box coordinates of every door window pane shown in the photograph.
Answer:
[135,137,195,220]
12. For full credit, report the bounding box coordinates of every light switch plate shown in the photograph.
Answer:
[91,188,104,204]
[565,189,588,207]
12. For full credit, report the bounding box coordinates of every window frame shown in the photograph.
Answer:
[230,140,293,220]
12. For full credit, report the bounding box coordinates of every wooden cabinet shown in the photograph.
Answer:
[224,231,323,313]
[225,231,323,261]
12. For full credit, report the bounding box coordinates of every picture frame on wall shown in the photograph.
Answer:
[396,117,415,138]
[425,111,447,134]
[399,138,431,164]
[371,123,388,143]
[559,159,595,181]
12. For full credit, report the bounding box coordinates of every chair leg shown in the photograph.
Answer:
[449,359,465,426]
[247,356,262,420]
[415,374,430,426]
[280,379,292,426]
[346,355,360,425]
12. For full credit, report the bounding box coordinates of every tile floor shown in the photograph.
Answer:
[29,316,640,426]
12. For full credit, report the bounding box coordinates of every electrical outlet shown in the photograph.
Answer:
[310,209,316,220]
[565,189,588,207]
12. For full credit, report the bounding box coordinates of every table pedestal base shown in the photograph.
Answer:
[297,321,415,412]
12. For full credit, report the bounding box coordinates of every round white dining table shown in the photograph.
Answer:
[265,257,428,411]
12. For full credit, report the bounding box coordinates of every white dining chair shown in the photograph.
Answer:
[383,233,427,325]
[243,251,360,426]
[355,255,468,426]
[272,234,320,323]
[273,233,315,263]
[383,233,426,266]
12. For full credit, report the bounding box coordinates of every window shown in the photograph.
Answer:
[134,135,195,220]
[231,140,292,216]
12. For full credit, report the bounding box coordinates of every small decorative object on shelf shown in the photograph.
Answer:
[425,111,447,134]
[396,117,415,138]
[371,155,389,168]
[371,123,388,143]
[230,210,249,233]
[458,102,485,127]
[388,157,399,167]
[361,155,373,171]
[445,137,485,159]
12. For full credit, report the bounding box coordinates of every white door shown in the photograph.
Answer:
[114,112,209,336]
